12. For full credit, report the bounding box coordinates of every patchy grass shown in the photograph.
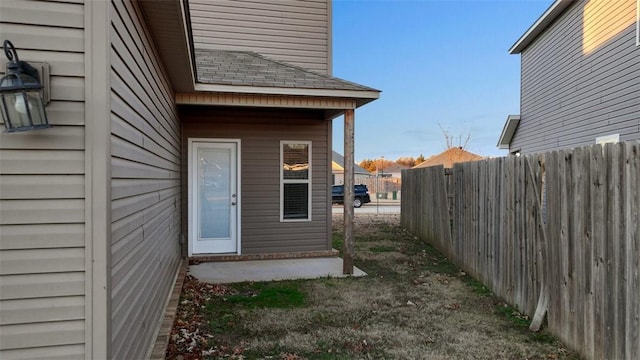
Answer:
[465,276,493,297]
[223,282,306,309]
[368,245,396,253]
[167,214,581,360]
[331,232,343,257]
[495,302,531,329]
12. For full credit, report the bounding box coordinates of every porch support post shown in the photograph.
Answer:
[343,109,355,274]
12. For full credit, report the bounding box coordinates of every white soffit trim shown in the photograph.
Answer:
[179,0,196,87]
[509,0,574,54]
[176,93,358,109]
[497,115,521,149]
[193,83,380,101]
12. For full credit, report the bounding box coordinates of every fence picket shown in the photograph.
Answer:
[576,145,597,359]
[627,142,640,360]
[560,150,572,346]
[547,150,561,334]
[572,146,586,352]
[610,143,625,360]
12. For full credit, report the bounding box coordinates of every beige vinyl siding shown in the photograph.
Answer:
[181,107,330,254]
[512,0,640,154]
[0,0,86,358]
[189,0,330,74]
[109,0,182,359]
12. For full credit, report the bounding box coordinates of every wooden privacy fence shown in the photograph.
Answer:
[401,142,640,360]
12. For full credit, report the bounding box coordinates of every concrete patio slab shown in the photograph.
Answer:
[189,257,367,283]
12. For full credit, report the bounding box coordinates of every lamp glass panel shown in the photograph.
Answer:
[26,91,47,126]
[1,92,31,128]
[0,95,9,126]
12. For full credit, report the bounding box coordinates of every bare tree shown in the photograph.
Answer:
[438,123,471,149]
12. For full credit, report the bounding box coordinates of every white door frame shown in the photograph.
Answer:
[188,138,241,256]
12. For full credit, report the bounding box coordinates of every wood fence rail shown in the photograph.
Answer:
[401,142,640,360]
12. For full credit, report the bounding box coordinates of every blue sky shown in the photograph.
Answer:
[331,0,554,162]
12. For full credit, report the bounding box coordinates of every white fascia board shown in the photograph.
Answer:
[497,115,521,149]
[180,0,197,89]
[193,83,380,101]
[509,0,574,54]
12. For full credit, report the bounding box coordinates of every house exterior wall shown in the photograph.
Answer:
[110,1,182,359]
[511,0,640,154]
[0,0,87,358]
[181,106,331,254]
[189,0,331,74]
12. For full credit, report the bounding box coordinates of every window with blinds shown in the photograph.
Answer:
[281,141,311,221]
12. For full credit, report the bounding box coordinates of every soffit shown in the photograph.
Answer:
[509,0,574,54]
[138,0,195,93]
[175,92,357,119]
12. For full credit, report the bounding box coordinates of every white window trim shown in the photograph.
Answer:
[280,140,312,222]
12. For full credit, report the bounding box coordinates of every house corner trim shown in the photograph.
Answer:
[85,0,112,358]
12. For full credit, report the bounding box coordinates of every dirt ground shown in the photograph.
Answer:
[166,214,580,360]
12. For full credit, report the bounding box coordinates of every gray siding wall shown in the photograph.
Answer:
[181,107,331,254]
[110,1,181,359]
[189,0,331,74]
[511,0,640,154]
[0,0,86,358]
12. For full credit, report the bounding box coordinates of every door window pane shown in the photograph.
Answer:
[198,148,231,238]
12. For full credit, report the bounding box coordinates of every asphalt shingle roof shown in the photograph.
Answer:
[195,49,378,92]
[332,150,370,175]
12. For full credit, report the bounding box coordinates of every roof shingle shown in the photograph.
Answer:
[195,49,378,92]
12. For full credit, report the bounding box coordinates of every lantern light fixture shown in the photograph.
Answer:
[0,40,50,133]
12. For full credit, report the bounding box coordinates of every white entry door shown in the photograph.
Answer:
[189,139,240,255]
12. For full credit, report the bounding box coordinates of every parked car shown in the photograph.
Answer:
[332,184,371,208]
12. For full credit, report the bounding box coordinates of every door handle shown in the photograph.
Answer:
[231,193,237,206]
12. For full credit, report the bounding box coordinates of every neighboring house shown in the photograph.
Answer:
[331,150,371,185]
[498,0,640,154]
[380,162,409,178]
[0,1,379,359]
[412,147,484,169]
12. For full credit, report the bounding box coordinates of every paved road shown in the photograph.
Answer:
[332,203,400,214]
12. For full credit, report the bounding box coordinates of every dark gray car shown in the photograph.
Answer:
[332,184,371,208]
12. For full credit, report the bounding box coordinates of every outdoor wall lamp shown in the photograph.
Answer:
[0,40,50,133]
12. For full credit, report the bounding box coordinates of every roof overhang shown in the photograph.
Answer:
[497,115,521,149]
[509,0,574,54]
[176,92,370,119]
[332,161,344,172]
[138,0,380,113]
[138,0,196,92]
[176,92,360,108]
[193,83,380,105]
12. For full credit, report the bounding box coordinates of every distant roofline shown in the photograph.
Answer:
[332,150,371,174]
[412,147,484,169]
[509,0,574,54]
